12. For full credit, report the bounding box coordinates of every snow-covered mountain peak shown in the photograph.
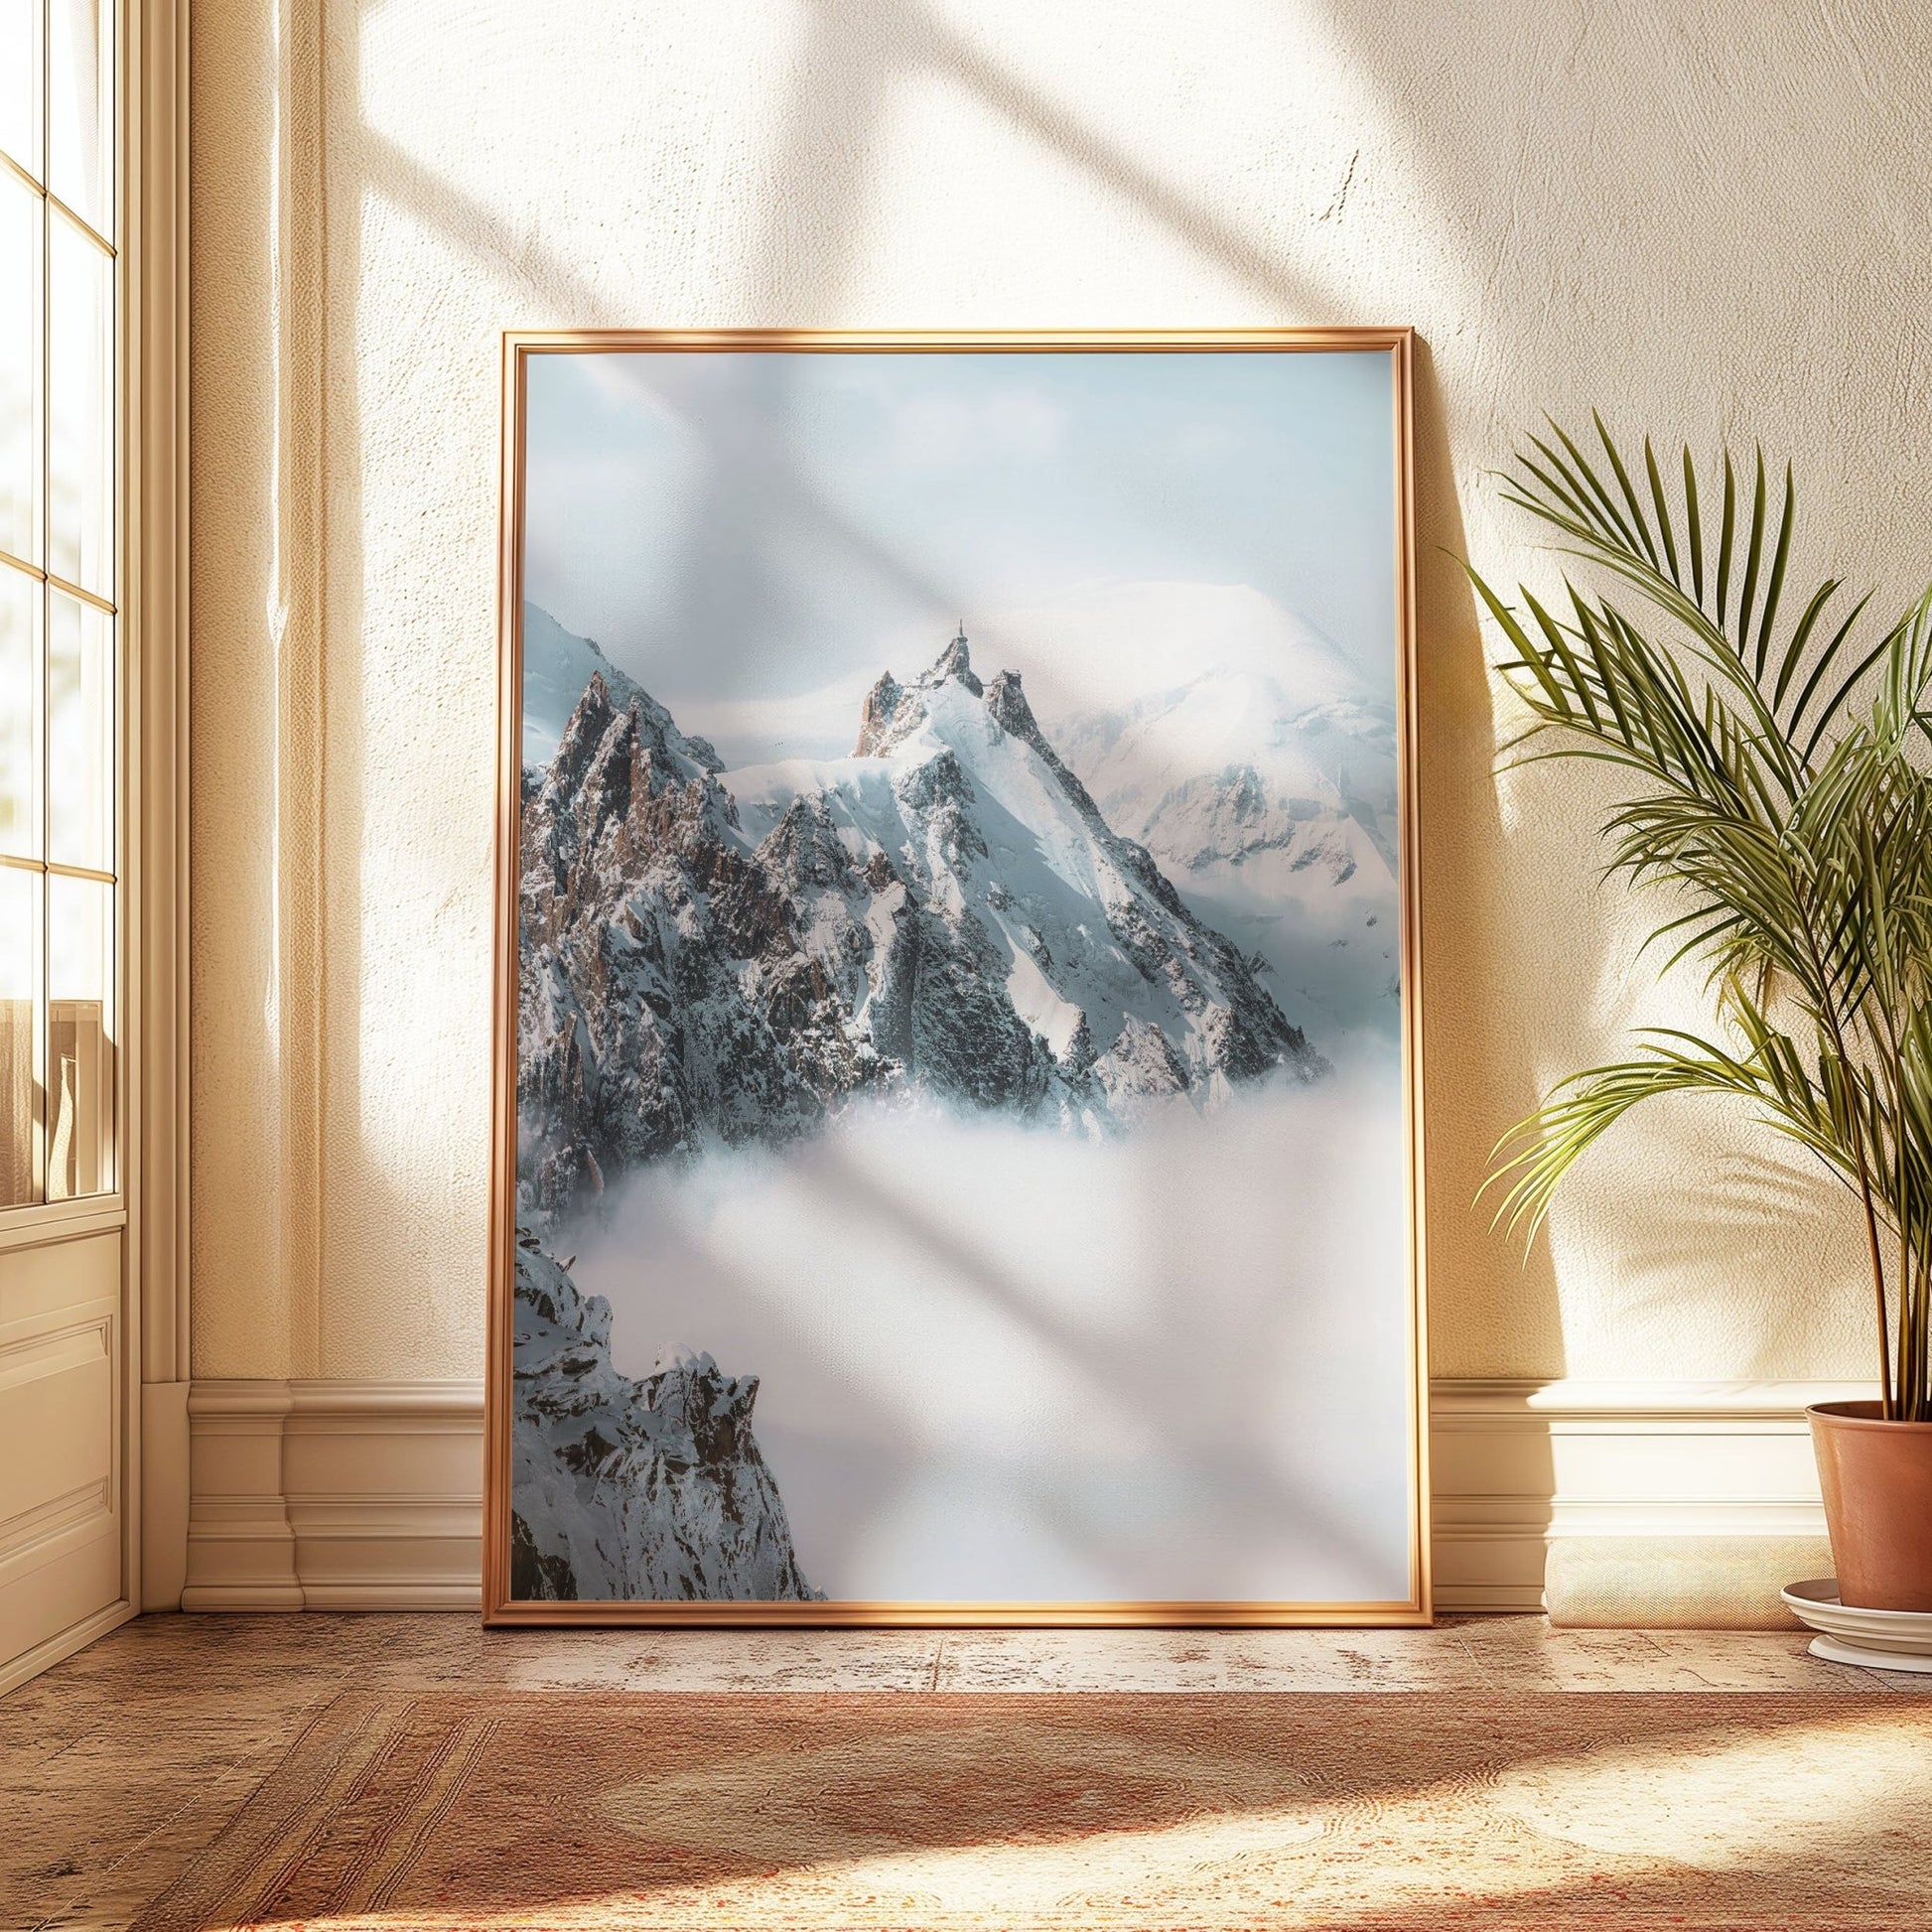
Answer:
[523,602,729,776]
[1043,659,1402,1041]
[983,666,1033,737]
[853,672,905,757]
[718,630,1321,1130]
[524,604,637,766]
[852,626,991,757]
[924,596,1404,1044]
[827,633,1121,884]
[932,625,983,695]
[531,668,741,915]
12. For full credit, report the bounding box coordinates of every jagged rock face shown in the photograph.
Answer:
[518,629,1323,1219]
[510,1230,820,1602]
[853,672,906,757]
[518,672,893,1219]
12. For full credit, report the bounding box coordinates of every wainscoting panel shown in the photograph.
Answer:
[182,1377,1864,1621]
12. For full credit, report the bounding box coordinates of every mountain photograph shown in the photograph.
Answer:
[507,345,1416,1609]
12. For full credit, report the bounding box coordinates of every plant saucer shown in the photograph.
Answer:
[1782,1578,1932,1673]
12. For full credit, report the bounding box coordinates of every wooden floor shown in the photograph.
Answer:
[4,1612,1926,1930]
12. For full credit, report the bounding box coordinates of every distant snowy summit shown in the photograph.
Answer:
[517,622,1322,1219]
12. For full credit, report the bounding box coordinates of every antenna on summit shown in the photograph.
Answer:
[954,619,967,645]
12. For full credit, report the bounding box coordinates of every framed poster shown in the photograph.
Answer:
[485,331,1426,1625]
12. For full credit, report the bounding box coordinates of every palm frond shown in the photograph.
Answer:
[1473,416,1932,1417]
[1494,421,1888,752]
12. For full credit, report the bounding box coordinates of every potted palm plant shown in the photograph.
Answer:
[1472,418,1932,1610]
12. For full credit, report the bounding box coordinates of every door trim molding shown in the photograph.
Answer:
[0,1597,134,1700]
[129,0,192,1614]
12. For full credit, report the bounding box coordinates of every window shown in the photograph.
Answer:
[1,0,116,1207]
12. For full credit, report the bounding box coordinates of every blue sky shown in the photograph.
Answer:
[522,347,1398,709]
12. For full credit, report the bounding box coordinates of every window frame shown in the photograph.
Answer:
[0,0,187,1686]
[0,0,126,1227]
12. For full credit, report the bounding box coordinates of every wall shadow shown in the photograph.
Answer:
[1302,0,1932,1389]
[255,0,1592,1605]
[1408,338,1568,1391]
[249,0,1932,1554]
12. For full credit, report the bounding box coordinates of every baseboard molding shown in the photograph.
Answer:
[1431,1378,1862,1623]
[184,1379,483,1611]
[0,1597,134,1699]
[180,1375,1864,1620]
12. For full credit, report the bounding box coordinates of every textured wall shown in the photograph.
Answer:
[190,0,1932,1383]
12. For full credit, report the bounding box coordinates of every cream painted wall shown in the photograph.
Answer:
[189,0,1932,1385]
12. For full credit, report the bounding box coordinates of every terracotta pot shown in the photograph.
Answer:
[1809,1401,1932,1611]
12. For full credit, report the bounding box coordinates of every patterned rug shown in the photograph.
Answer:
[134,1691,1932,1930]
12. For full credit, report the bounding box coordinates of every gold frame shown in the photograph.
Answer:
[485,328,1428,1628]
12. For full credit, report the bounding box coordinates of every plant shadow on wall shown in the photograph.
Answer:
[1473,420,1932,1421]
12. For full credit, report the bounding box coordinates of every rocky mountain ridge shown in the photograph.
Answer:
[518,628,1323,1221]
[509,1228,819,1601]
[509,616,1338,1603]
